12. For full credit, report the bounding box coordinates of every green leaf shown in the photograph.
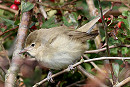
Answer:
[83,63,91,72]
[21,1,34,13]
[118,11,130,30]
[29,22,36,28]
[110,48,118,55]
[122,47,129,55]
[69,13,78,29]
[118,37,125,43]
[0,28,6,32]
[102,37,105,41]
[122,11,128,16]
[109,37,120,45]
[0,17,14,26]
[63,16,73,27]
[112,63,119,77]
[0,9,4,16]
[59,81,67,87]
[41,16,60,28]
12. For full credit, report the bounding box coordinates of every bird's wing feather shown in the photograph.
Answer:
[65,30,98,43]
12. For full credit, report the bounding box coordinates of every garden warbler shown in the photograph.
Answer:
[20,26,98,70]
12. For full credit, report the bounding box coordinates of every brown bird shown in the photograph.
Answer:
[20,26,98,70]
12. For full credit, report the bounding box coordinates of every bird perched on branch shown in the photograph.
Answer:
[20,26,98,70]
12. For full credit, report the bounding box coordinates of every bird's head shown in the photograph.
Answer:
[20,30,42,57]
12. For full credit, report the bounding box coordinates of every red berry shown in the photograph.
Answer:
[30,25,37,30]
[117,21,123,28]
[50,0,55,2]
[107,18,111,21]
[10,4,19,10]
[14,0,21,5]
[58,10,61,14]
[98,16,105,23]
[107,18,111,25]
[56,10,62,15]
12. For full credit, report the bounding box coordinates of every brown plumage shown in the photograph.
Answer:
[22,26,98,70]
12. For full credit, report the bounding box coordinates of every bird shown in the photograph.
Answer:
[20,26,98,70]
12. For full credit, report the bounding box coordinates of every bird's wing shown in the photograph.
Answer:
[65,30,98,43]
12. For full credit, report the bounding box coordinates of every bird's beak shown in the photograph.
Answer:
[19,48,28,54]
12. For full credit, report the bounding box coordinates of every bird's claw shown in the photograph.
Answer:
[47,71,54,83]
[67,65,76,73]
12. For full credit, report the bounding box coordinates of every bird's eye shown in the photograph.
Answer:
[31,43,35,47]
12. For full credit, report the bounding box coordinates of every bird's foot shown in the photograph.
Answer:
[47,71,54,83]
[67,65,76,73]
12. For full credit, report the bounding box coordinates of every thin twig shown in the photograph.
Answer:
[101,0,130,8]
[36,2,76,12]
[98,0,110,56]
[122,2,130,8]
[66,79,85,87]
[74,57,130,68]
[77,65,108,87]
[0,26,18,36]
[3,33,13,40]
[114,77,130,87]
[62,0,77,7]
[0,67,6,75]
[85,45,130,54]
[38,0,48,19]
[98,0,115,84]
[33,57,130,87]
[83,55,104,74]
[0,5,18,14]
[83,55,112,85]
[33,69,68,87]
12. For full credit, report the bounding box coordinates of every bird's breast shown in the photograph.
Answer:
[35,35,86,69]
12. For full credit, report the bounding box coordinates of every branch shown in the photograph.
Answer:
[98,0,115,84]
[98,0,110,56]
[4,11,32,87]
[85,45,130,54]
[101,0,129,8]
[33,69,68,87]
[0,5,18,14]
[122,2,130,8]
[33,57,130,87]
[3,32,13,40]
[77,65,108,87]
[86,0,97,16]
[83,55,105,74]
[66,79,85,87]
[38,0,47,19]
[36,2,76,12]
[114,77,130,87]
[62,0,77,7]
[0,26,18,36]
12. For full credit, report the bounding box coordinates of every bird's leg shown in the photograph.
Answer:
[67,56,84,72]
[47,70,54,83]
[67,65,75,71]
[67,65,76,73]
